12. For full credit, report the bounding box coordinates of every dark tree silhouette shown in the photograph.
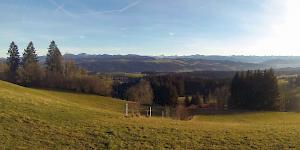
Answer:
[7,41,20,82]
[22,41,38,65]
[17,42,43,86]
[229,69,279,110]
[45,41,63,73]
[149,76,179,106]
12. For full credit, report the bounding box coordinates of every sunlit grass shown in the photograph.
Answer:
[0,80,300,149]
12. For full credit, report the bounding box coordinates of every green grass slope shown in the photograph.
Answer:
[1,80,300,149]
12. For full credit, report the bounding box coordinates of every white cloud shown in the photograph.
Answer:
[79,35,86,39]
[169,32,175,36]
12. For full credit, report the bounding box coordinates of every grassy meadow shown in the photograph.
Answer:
[1,80,300,149]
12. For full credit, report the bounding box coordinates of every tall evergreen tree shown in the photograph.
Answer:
[7,41,20,82]
[45,41,63,73]
[229,72,240,109]
[263,68,279,109]
[22,41,38,65]
[18,41,43,86]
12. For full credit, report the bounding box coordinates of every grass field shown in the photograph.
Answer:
[1,80,300,149]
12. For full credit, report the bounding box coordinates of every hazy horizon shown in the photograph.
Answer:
[1,0,300,56]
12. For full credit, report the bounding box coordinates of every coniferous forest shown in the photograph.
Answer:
[229,69,279,110]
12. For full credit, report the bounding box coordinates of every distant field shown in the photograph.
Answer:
[1,81,300,149]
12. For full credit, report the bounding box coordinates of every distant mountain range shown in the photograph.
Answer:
[63,54,266,73]
[4,53,300,73]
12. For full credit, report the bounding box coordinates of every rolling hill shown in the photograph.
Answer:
[1,80,300,149]
[4,54,300,73]
[62,54,300,73]
[63,54,264,73]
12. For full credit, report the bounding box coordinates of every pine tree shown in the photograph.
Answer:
[229,72,240,109]
[18,41,43,86]
[22,41,38,65]
[45,41,63,73]
[263,68,279,109]
[7,41,20,82]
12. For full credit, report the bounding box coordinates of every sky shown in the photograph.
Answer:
[0,0,300,56]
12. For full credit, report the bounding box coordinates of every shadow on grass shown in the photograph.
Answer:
[189,109,263,116]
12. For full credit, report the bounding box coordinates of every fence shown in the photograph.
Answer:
[124,102,178,118]
[124,102,227,120]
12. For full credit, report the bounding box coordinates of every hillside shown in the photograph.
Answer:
[63,54,263,73]
[18,54,300,73]
[1,80,300,149]
[62,54,300,73]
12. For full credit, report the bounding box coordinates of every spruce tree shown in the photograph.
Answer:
[22,41,38,65]
[45,41,63,73]
[263,68,279,109]
[18,41,43,86]
[7,41,20,82]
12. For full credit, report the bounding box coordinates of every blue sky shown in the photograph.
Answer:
[0,0,298,56]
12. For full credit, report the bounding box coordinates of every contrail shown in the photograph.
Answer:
[47,0,143,18]
[83,0,143,16]
[48,0,77,18]
[117,0,143,12]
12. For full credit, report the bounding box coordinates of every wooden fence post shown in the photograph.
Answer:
[125,103,128,117]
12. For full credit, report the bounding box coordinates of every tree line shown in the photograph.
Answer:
[229,69,279,110]
[1,41,281,111]
[1,41,112,96]
[115,74,230,107]
[121,69,280,111]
